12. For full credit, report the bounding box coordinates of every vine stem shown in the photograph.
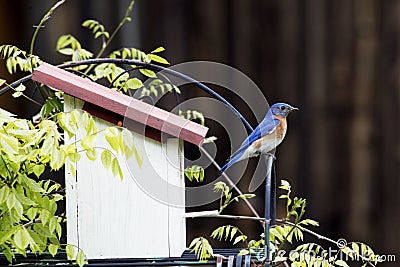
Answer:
[84,0,135,76]
[96,0,134,59]
[23,218,42,228]
[30,0,66,55]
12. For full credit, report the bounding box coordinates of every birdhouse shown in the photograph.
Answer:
[32,63,208,259]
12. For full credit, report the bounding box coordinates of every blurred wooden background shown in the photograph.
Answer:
[0,0,399,264]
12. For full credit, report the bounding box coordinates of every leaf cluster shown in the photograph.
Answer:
[189,180,382,267]
[0,107,136,265]
[188,237,213,262]
[184,165,204,182]
[179,110,205,126]
[0,45,41,74]
[213,181,255,213]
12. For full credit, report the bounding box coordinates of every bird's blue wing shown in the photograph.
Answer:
[220,114,280,173]
[241,115,280,149]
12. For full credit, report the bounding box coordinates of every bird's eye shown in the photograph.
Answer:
[280,106,286,111]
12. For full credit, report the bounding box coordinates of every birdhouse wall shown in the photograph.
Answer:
[64,96,186,259]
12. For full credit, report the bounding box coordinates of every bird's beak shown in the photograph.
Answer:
[290,106,299,112]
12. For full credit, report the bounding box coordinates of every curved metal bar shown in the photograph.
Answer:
[0,59,253,132]
[0,75,33,96]
[59,59,254,132]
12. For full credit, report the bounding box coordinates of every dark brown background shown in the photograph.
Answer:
[0,0,398,265]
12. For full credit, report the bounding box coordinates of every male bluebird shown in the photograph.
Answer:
[220,103,298,173]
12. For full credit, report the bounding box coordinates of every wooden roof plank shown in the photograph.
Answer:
[32,62,208,146]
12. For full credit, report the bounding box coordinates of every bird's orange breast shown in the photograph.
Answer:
[251,116,287,151]
[273,115,287,140]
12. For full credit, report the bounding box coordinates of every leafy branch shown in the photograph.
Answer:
[94,0,135,60]
[0,107,137,265]
[188,180,382,267]
[213,181,255,213]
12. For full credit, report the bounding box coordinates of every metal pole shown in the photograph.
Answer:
[264,154,275,267]
[270,160,276,226]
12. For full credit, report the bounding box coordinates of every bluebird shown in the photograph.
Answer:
[220,103,298,173]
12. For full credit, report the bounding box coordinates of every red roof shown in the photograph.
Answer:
[32,62,208,146]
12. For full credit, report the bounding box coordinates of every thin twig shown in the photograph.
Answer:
[199,146,262,224]
[23,218,41,228]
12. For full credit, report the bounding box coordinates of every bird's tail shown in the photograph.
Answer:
[219,150,245,173]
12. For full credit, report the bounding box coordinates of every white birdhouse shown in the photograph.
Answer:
[32,63,208,259]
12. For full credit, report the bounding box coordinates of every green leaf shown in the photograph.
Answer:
[76,249,87,267]
[238,249,249,256]
[279,179,291,191]
[213,181,226,192]
[39,209,51,225]
[222,225,230,240]
[101,150,112,169]
[6,192,16,210]
[189,237,213,261]
[149,54,169,65]
[121,129,134,147]
[125,78,144,89]
[66,244,75,260]
[68,152,81,163]
[58,48,75,55]
[85,149,97,161]
[26,207,38,221]
[1,245,14,263]
[270,227,284,242]
[139,68,156,78]
[0,186,10,204]
[23,177,45,193]
[50,146,66,170]
[184,167,193,181]
[14,83,26,92]
[14,227,30,250]
[49,217,57,234]
[48,243,58,256]
[299,219,319,226]
[53,194,64,202]
[104,127,120,152]
[0,225,19,245]
[12,91,23,98]
[15,191,37,206]
[335,260,349,267]
[56,220,62,238]
[351,243,359,255]
[41,101,53,118]
[230,227,237,241]
[151,46,165,53]
[40,136,55,156]
[69,163,76,179]
[131,144,143,167]
[184,165,204,182]
[41,97,63,118]
[111,158,123,179]
[81,135,96,150]
[0,78,6,86]
[33,164,45,178]
[233,235,246,245]
[0,132,19,154]
[189,237,200,248]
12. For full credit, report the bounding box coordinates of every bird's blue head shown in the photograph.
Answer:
[270,103,298,117]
